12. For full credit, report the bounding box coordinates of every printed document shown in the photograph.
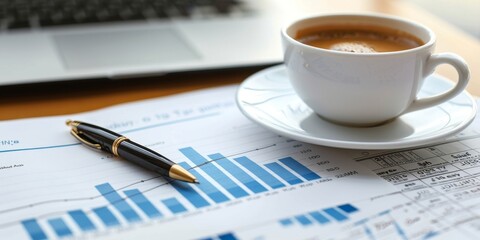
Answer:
[0,86,479,239]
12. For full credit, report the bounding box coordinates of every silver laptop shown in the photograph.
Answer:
[0,0,290,86]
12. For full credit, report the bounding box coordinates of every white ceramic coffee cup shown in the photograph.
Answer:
[281,14,470,126]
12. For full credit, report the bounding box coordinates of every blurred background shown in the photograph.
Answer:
[408,0,480,39]
[1,0,479,120]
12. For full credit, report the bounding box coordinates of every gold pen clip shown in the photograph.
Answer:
[67,120,102,150]
[70,129,102,150]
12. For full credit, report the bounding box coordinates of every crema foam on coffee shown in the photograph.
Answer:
[295,25,424,53]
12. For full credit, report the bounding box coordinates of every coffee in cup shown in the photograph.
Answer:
[295,25,424,53]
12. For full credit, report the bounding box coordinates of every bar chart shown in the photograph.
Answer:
[278,203,359,228]
[20,146,322,239]
[202,203,362,239]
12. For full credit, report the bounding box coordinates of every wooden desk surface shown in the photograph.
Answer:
[1,0,479,120]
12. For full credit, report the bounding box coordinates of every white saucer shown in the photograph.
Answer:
[236,65,477,149]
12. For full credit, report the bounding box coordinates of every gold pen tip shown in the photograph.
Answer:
[66,119,73,126]
[169,164,198,184]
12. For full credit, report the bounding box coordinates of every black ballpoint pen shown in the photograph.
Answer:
[66,120,198,183]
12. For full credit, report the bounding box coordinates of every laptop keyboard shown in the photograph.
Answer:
[0,0,246,30]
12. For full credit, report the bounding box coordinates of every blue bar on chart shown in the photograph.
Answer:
[295,215,313,226]
[264,162,303,185]
[95,183,141,223]
[218,232,239,240]
[233,156,285,189]
[422,231,440,239]
[178,162,229,203]
[68,210,96,231]
[48,218,72,238]
[309,211,330,224]
[338,204,359,214]
[21,219,47,240]
[364,226,374,239]
[324,207,348,222]
[279,218,294,227]
[208,153,268,194]
[170,180,210,208]
[394,221,408,239]
[179,147,249,198]
[124,189,163,219]
[278,157,321,180]
[162,197,188,214]
[200,232,239,240]
[378,210,391,217]
[93,206,121,227]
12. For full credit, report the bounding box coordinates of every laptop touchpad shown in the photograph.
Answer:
[54,28,200,70]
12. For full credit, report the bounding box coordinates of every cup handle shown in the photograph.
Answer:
[404,53,470,113]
